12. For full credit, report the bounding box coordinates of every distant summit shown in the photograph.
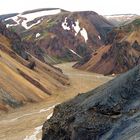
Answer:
[1,9,113,63]
[104,14,139,26]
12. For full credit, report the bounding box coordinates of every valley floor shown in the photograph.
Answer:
[0,62,113,140]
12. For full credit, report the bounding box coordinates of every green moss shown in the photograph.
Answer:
[40,19,56,30]
[10,27,16,33]
[23,34,34,41]
[46,20,56,28]
[120,18,140,33]
[132,19,140,26]
[117,55,123,64]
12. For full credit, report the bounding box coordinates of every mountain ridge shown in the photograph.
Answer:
[2,9,114,63]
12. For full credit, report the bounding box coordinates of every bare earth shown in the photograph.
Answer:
[0,62,113,140]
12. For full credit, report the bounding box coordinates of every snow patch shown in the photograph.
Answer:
[73,21,88,42]
[80,28,88,42]
[24,112,53,140]
[22,19,41,29]
[69,49,82,58]
[62,17,70,30]
[5,9,61,30]
[24,125,42,140]
[6,15,42,29]
[36,33,41,38]
[6,24,18,28]
[39,104,59,113]
[62,18,88,42]
[47,113,53,119]
[9,103,59,122]
[72,20,81,36]
[98,35,101,40]
[23,103,58,140]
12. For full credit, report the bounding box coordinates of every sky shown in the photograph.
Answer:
[1,0,140,15]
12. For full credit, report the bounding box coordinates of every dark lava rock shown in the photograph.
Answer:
[0,22,28,59]
[132,40,140,51]
[0,22,45,62]
[42,65,140,140]
[27,61,36,69]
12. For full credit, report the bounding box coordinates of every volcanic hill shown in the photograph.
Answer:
[74,18,140,75]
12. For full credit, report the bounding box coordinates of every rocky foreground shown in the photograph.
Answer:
[42,65,140,140]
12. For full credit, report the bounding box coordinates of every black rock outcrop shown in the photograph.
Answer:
[42,65,140,140]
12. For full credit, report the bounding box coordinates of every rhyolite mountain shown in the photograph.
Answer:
[74,18,140,75]
[2,8,114,63]
[0,22,69,112]
[42,64,140,140]
[105,14,139,26]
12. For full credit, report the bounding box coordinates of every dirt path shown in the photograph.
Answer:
[0,62,113,140]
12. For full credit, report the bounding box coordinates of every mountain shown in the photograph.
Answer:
[2,9,114,63]
[105,14,139,26]
[74,18,140,75]
[0,13,18,20]
[0,22,69,112]
[42,64,140,140]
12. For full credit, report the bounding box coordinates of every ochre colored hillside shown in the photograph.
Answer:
[74,19,140,75]
[0,23,69,111]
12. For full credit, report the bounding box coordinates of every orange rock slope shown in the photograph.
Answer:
[74,18,140,75]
